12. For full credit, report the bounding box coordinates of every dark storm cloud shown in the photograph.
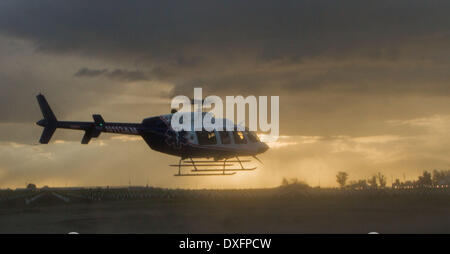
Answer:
[74,68,149,81]
[0,0,449,131]
[1,0,448,58]
[0,0,449,123]
[74,68,107,77]
[0,0,449,95]
[106,69,149,82]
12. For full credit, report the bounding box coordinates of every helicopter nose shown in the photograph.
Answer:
[258,142,269,153]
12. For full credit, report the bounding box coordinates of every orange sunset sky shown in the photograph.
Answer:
[1,0,450,188]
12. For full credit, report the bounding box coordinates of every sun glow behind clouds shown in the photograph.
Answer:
[259,134,322,148]
[388,114,450,134]
[3,111,450,189]
[2,121,450,189]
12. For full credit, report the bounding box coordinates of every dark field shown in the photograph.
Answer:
[1,187,449,233]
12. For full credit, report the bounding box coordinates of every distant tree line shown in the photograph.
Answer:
[336,169,450,189]
[393,170,450,189]
[336,171,387,190]
[281,178,310,189]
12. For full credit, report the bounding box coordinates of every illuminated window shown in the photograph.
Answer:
[196,130,217,145]
[245,131,259,142]
[233,131,247,144]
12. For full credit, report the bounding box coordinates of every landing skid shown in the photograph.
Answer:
[171,157,256,176]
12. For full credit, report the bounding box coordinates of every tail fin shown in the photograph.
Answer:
[36,94,58,144]
[37,94,57,122]
[39,125,57,144]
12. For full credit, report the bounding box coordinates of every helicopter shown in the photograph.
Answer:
[35,94,269,176]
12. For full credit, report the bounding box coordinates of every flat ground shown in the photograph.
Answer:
[0,188,449,233]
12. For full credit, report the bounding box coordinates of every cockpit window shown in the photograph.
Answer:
[233,131,247,144]
[219,131,231,145]
[196,130,217,145]
[245,131,260,142]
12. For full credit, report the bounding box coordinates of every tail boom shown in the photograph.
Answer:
[36,94,141,144]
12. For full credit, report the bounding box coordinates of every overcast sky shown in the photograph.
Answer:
[1,0,450,188]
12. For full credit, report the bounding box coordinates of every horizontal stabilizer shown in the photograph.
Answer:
[80,115,104,144]
[81,131,92,144]
[81,127,102,144]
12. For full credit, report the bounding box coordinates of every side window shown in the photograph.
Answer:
[245,131,259,143]
[196,130,217,145]
[181,131,195,143]
[219,131,231,144]
[233,131,247,144]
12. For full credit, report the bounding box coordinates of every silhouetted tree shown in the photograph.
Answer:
[368,176,378,189]
[432,170,450,185]
[417,171,432,187]
[393,178,401,188]
[26,183,37,191]
[336,172,348,188]
[280,177,310,190]
[348,179,368,190]
[377,172,387,188]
